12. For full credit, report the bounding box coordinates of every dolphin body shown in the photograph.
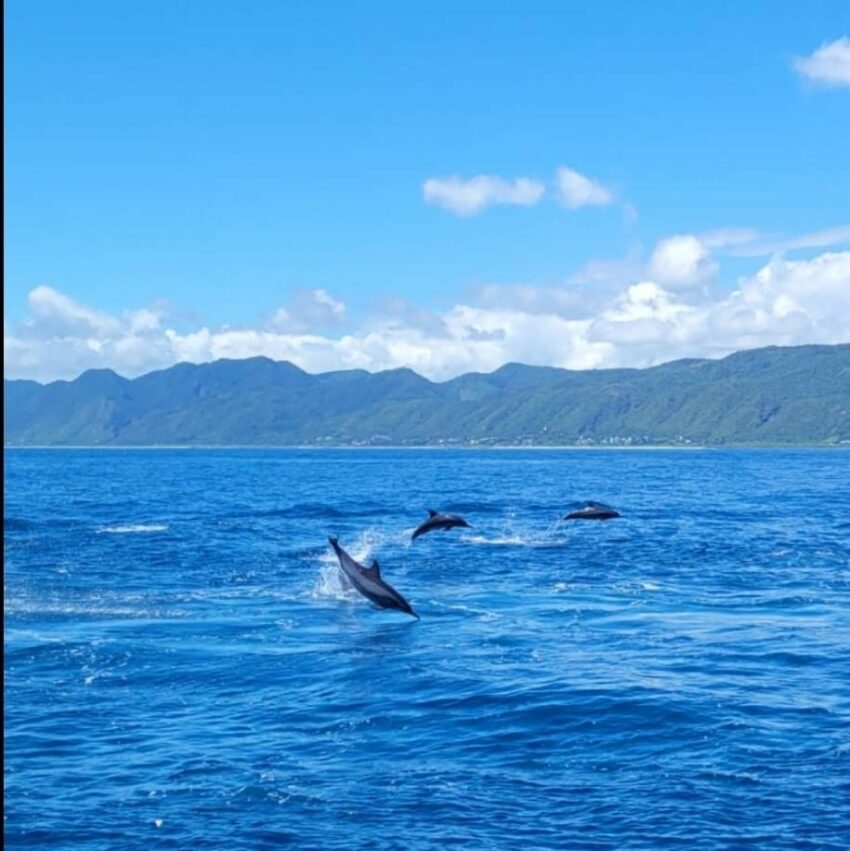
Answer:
[328,537,418,618]
[564,501,621,521]
[411,509,470,541]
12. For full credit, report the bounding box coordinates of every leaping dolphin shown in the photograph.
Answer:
[411,509,470,541]
[328,537,418,618]
[564,501,621,521]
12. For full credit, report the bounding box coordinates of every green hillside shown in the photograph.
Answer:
[4,344,850,446]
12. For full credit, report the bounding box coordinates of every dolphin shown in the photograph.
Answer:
[411,509,470,541]
[564,501,621,521]
[328,537,418,618]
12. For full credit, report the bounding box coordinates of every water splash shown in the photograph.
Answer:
[460,513,568,548]
[310,527,406,600]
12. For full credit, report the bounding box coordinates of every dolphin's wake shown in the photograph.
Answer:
[459,515,568,548]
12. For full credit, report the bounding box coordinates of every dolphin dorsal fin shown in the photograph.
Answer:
[363,559,381,579]
[427,509,438,517]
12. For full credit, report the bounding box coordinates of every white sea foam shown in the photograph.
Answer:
[458,512,568,548]
[97,524,169,534]
[460,523,566,548]
[3,595,185,619]
[460,533,529,546]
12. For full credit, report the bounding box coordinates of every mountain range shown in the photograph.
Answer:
[4,344,850,446]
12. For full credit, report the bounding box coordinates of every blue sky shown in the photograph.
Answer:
[5,1,850,380]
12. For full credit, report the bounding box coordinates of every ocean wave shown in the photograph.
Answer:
[441,502,505,515]
[6,447,850,850]
[459,527,569,549]
[3,598,184,619]
[227,502,393,521]
[460,533,530,547]
[4,517,36,531]
[96,524,169,534]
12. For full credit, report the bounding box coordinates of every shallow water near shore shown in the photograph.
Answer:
[5,448,850,849]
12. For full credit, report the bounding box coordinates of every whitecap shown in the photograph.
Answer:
[460,533,528,546]
[96,524,168,534]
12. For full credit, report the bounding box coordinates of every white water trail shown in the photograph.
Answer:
[459,513,568,548]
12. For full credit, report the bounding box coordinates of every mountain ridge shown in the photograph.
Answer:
[5,344,850,446]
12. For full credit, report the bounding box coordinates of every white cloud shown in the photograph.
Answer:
[5,251,849,384]
[476,281,602,320]
[591,252,850,363]
[422,166,625,217]
[699,228,760,249]
[775,225,850,251]
[423,174,545,216]
[127,308,161,334]
[724,225,850,257]
[554,167,614,210]
[27,285,123,336]
[642,226,824,290]
[604,281,690,324]
[793,36,850,87]
[271,288,347,331]
[647,235,717,289]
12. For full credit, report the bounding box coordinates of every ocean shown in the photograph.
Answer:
[4,448,850,849]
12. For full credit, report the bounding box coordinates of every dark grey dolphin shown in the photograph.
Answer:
[328,537,418,618]
[411,509,470,541]
[564,501,621,521]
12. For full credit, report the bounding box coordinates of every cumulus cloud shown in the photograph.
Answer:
[5,251,849,383]
[271,288,347,331]
[422,166,625,217]
[27,285,123,336]
[593,252,850,363]
[793,36,850,87]
[642,225,834,289]
[647,235,717,290]
[423,174,545,216]
[638,225,850,298]
[554,167,614,210]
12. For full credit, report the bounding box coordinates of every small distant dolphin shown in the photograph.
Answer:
[411,509,470,541]
[328,537,418,618]
[564,501,621,521]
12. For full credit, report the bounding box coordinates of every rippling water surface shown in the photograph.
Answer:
[4,448,850,849]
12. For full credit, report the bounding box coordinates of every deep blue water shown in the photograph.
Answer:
[4,448,850,850]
